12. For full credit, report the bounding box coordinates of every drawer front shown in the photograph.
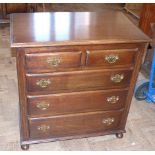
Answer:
[28,89,128,117]
[25,51,82,72]
[29,110,123,139]
[86,49,137,67]
[26,69,132,93]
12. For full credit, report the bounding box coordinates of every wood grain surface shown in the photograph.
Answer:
[29,110,123,140]
[1,5,155,150]
[10,11,150,48]
[26,69,132,93]
[10,9,151,150]
[28,89,128,117]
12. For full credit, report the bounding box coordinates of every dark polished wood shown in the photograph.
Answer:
[26,51,82,72]
[16,51,30,144]
[10,11,150,150]
[86,49,137,67]
[26,69,132,93]
[28,89,128,117]
[10,11,150,48]
[21,144,29,151]
[116,132,123,138]
[23,44,143,74]
[29,110,123,139]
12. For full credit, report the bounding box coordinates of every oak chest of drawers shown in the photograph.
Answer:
[10,11,150,150]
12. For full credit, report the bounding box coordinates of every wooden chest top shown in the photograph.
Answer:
[10,10,150,48]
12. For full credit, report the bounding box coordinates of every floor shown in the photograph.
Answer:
[0,4,155,151]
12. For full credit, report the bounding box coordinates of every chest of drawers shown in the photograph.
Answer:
[10,11,150,150]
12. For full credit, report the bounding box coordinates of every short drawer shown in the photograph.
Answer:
[26,69,132,93]
[28,89,128,117]
[25,51,82,72]
[29,110,123,139]
[86,49,137,67]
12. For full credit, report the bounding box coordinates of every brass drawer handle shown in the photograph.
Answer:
[105,55,119,63]
[111,74,124,83]
[47,57,61,67]
[107,96,119,104]
[36,79,51,88]
[36,102,50,110]
[102,117,115,125]
[37,125,50,132]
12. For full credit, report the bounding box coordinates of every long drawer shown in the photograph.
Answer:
[28,89,128,117]
[29,110,123,139]
[26,69,132,93]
